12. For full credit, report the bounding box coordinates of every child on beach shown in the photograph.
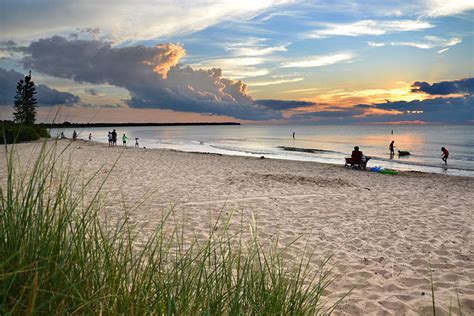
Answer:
[108,132,112,146]
[122,134,128,146]
[441,147,449,164]
[389,141,395,156]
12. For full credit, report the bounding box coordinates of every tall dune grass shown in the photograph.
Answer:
[0,141,343,314]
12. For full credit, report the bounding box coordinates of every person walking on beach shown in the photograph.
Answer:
[389,141,395,157]
[122,134,128,146]
[292,132,295,139]
[441,147,449,164]
[72,130,77,141]
[135,137,139,147]
[112,129,117,146]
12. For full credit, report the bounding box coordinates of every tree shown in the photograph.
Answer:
[13,70,38,125]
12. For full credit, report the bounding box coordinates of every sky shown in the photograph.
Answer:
[0,0,473,124]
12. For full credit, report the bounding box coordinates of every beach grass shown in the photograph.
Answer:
[0,140,342,315]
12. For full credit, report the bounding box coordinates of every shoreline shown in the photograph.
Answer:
[55,138,474,180]
[2,139,473,314]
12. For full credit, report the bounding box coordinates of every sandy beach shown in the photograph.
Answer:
[1,139,473,315]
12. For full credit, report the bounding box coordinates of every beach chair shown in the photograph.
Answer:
[344,156,370,170]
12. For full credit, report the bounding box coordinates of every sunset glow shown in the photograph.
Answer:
[0,0,472,124]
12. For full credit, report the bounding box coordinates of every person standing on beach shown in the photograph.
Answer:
[292,132,295,139]
[122,134,128,146]
[389,141,395,157]
[108,132,112,146]
[441,147,449,164]
[88,133,92,140]
[135,138,139,147]
[112,129,117,146]
[72,130,77,141]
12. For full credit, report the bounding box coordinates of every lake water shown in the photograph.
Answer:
[54,124,474,177]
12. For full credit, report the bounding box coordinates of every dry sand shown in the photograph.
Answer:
[1,139,473,315]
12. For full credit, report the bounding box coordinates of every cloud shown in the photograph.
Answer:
[84,88,99,96]
[366,96,474,123]
[290,107,366,120]
[247,77,304,87]
[223,38,288,57]
[190,57,270,79]
[425,0,474,17]
[307,20,434,38]
[1,0,291,42]
[255,99,315,110]
[437,48,449,54]
[0,67,80,106]
[289,96,474,123]
[281,53,353,68]
[390,36,462,50]
[411,78,474,95]
[368,41,385,47]
[0,40,16,48]
[20,36,282,120]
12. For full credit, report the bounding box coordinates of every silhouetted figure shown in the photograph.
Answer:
[389,141,395,157]
[60,132,65,139]
[111,129,117,146]
[391,130,393,135]
[292,132,295,139]
[108,132,113,146]
[88,133,92,140]
[135,138,139,147]
[72,130,77,141]
[352,146,363,162]
[441,147,449,164]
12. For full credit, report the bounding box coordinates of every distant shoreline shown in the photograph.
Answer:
[44,122,241,128]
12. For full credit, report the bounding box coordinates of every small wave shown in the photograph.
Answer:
[369,156,474,172]
[209,144,270,155]
[278,146,340,154]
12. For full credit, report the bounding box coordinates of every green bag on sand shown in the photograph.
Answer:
[379,169,398,175]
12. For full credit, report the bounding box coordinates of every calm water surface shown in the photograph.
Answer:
[55,124,474,177]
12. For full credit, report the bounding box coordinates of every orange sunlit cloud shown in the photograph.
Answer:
[143,44,186,78]
[304,82,431,108]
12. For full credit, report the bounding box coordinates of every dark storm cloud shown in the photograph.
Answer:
[411,78,474,95]
[255,99,315,110]
[361,96,474,123]
[20,36,283,120]
[372,96,473,113]
[286,95,474,123]
[0,67,80,106]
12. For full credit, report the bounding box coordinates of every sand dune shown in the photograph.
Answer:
[2,139,473,315]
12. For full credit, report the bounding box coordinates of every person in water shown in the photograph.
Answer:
[441,147,449,164]
[389,141,395,156]
[72,130,77,141]
[122,134,128,146]
[88,133,92,140]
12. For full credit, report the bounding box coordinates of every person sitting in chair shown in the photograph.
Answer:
[352,146,363,163]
